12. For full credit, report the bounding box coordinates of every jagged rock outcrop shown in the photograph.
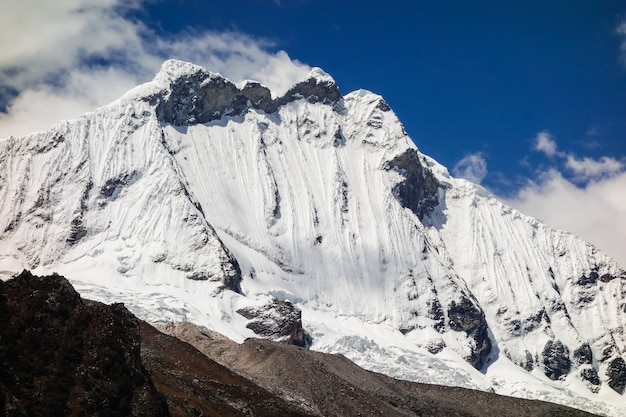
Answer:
[385,148,440,221]
[542,340,572,380]
[606,357,626,394]
[0,270,170,416]
[0,271,317,417]
[447,296,492,369]
[155,60,342,125]
[237,299,310,347]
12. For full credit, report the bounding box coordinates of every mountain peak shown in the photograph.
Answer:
[306,67,335,84]
[155,59,220,87]
[150,60,343,125]
[2,58,626,415]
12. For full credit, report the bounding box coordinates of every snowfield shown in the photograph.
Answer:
[1,59,625,416]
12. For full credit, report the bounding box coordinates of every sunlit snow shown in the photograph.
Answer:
[1,59,624,416]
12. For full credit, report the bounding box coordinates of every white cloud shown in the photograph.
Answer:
[534,131,558,157]
[0,1,311,139]
[529,132,625,182]
[503,131,626,269]
[452,152,488,184]
[505,170,626,269]
[153,32,310,96]
[565,155,624,181]
[0,1,147,92]
[0,67,143,137]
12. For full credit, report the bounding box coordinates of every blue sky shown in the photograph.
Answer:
[1,1,625,266]
[143,0,626,193]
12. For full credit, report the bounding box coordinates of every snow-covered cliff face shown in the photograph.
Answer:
[1,59,625,415]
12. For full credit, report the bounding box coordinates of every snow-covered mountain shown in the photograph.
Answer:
[1,59,625,415]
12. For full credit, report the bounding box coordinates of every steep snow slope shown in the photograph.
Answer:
[1,60,625,415]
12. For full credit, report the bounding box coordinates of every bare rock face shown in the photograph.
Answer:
[276,74,342,106]
[157,69,251,125]
[385,149,440,221]
[447,296,492,370]
[0,270,169,416]
[573,344,600,386]
[606,357,626,394]
[0,271,316,417]
[542,340,572,380]
[156,66,342,126]
[237,299,310,347]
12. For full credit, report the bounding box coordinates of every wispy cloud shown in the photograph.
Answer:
[565,155,624,181]
[534,131,558,157]
[452,152,488,184]
[530,132,624,182]
[0,1,311,138]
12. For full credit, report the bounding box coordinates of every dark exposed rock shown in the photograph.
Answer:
[375,98,391,112]
[0,270,169,416]
[157,68,343,126]
[573,343,593,366]
[140,323,315,417]
[222,255,243,293]
[277,74,342,106]
[580,367,601,386]
[237,299,310,347]
[577,271,598,286]
[447,296,492,369]
[542,340,571,380]
[427,296,445,331]
[34,132,66,154]
[240,81,274,112]
[447,296,485,332]
[504,318,522,336]
[599,273,617,282]
[521,350,534,371]
[1,270,316,417]
[385,149,440,221]
[100,170,139,199]
[67,216,87,245]
[606,357,626,394]
[181,253,242,294]
[333,127,346,147]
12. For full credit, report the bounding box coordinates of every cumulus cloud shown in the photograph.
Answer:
[503,132,626,268]
[153,32,310,96]
[0,67,143,137]
[505,170,626,269]
[0,1,311,138]
[452,152,488,184]
[0,1,147,93]
[534,131,558,157]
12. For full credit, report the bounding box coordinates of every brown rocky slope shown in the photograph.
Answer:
[1,271,598,416]
[0,271,313,417]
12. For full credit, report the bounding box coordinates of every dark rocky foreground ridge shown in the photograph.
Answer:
[0,271,598,417]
